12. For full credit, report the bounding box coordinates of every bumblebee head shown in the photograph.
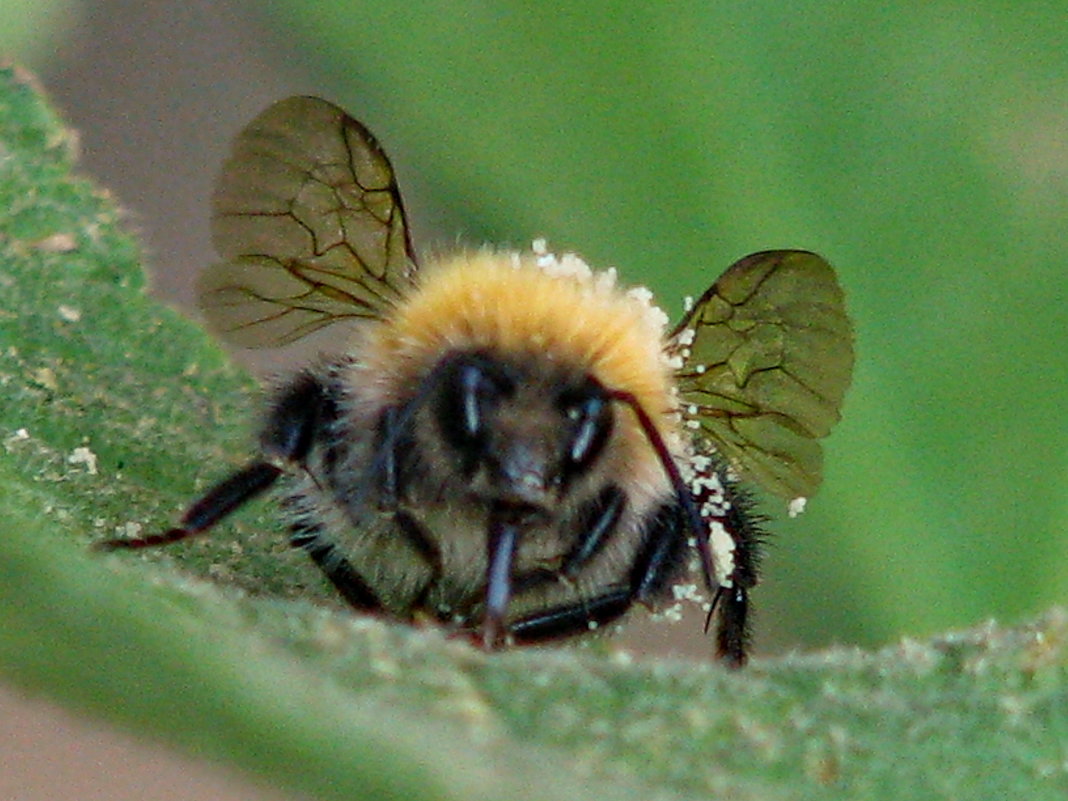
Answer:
[353,249,681,521]
[427,351,614,513]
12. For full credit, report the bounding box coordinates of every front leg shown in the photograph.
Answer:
[506,501,688,645]
[100,368,386,617]
[96,462,282,550]
[98,370,329,551]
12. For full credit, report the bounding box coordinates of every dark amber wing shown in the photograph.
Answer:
[672,250,854,501]
[199,96,417,347]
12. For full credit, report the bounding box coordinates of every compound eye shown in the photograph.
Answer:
[438,355,513,449]
[458,363,496,438]
[562,388,612,469]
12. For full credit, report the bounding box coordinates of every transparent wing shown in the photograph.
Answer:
[199,96,417,348]
[672,250,854,500]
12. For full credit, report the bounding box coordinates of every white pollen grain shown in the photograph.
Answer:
[68,446,98,475]
[659,603,684,622]
[118,521,142,538]
[708,520,737,586]
[672,583,702,602]
[594,267,618,291]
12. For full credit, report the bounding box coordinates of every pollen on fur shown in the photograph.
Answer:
[708,520,737,587]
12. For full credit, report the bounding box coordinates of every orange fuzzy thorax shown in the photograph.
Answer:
[353,248,681,493]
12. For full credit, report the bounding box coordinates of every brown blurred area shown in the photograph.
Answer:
[0,685,304,801]
[43,0,308,312]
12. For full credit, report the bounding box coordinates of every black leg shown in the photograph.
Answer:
[375,406,403,504]
[629,504,687,603]
[101,371,335,551]
[290,526,383,612]
[259,370,334,461]
[508,587,633,643]
[507,502,687,645]
[703,476,765,668]
[711,585,750,668]
[97,462,282,550]
[558,486,625,579]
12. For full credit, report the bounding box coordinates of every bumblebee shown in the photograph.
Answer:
[102,97,853,666]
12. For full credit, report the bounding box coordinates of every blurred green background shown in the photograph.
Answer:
[6,0,1067,656]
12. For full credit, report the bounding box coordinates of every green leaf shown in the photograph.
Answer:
[3,65,1067,801]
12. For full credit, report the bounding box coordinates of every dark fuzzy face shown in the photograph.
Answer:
[391,350,615,518]
[342,346,694,639]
